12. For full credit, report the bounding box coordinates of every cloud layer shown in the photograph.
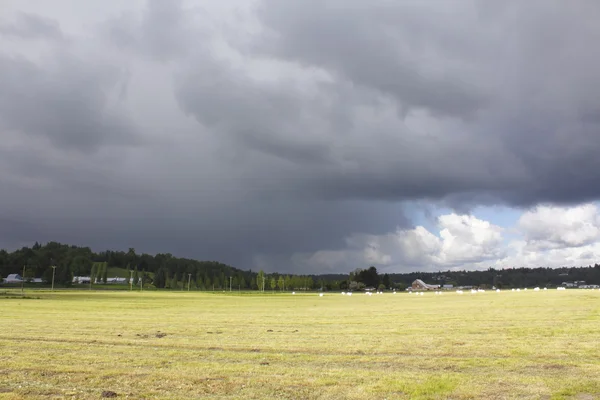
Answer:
[2,0,600,273]
[291,204,600,273]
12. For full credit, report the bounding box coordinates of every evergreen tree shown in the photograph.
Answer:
[306,276,314,290]
[382,273,391,289]
[90,263,97,287]
[56,263,73,287]
[154,268,167,288]
[257,270,266,292]
[102,262,108,284]
[125,263,131,285]
[170,274,178,290]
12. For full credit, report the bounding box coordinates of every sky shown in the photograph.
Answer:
[2,0,600,274]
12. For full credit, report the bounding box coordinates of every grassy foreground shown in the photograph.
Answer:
[1,290,600,399]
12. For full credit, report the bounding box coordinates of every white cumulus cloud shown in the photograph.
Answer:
[290,213,505,273]
[517,204,600,250]
[288,203,600,274]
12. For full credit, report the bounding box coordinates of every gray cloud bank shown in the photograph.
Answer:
[1,0,600,273]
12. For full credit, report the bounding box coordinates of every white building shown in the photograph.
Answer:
[4,274,23,283]
[73,276,91,284]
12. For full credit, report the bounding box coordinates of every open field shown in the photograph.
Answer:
[1,290,600,399]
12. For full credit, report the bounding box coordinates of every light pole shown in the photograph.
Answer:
[229,276,232,292]
[21,265,25,294]
[129,270,133,291]
[187,274,191,291]
[51,265,57,291]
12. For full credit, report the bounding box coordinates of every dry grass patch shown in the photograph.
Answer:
[1,290,600,399]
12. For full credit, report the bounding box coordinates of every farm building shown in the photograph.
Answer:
[410,279,440,290]
[73,276,91,284]
[3,274,23,283]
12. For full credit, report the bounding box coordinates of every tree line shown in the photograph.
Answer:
[320,264,600,290]
[1,242,600,290]
[0,242,317,290]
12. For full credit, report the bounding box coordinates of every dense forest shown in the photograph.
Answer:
[1,242,600,290]
[0,242,317,290]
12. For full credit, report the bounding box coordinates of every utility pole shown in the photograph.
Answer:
[51,265,57,291]
[22,265,25,294]
[229,276,232,292]
[188,274,191,291]
[129,270,133,291]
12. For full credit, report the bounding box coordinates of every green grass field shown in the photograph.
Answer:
[1,290,600,399]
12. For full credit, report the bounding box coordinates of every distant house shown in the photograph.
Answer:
[4,274,23,283]
[411,279,440,290]
[579,284,598,289]
[108,277,127,284]
[73,276,91,284]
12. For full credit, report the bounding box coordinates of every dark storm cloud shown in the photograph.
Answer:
[2,0,600,273]
[247,0,600,208]
[0,53,140,152]
[0,12,64,41]
[103,0,196,62]
[255,0,488,120]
